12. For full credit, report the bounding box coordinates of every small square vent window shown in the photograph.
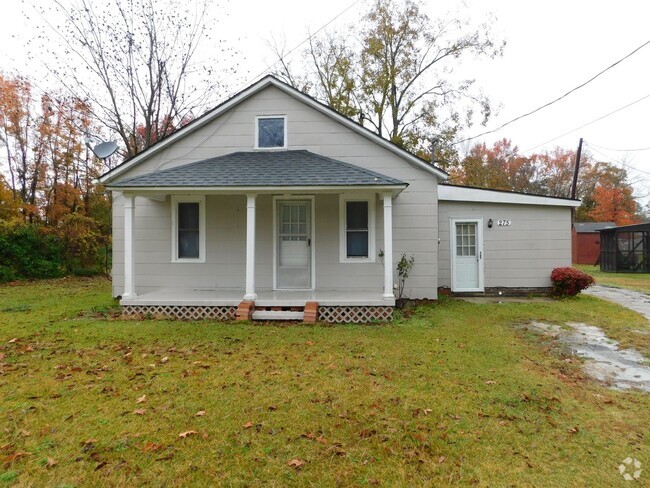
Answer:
[257,116,286,148]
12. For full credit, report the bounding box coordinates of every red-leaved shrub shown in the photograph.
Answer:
[550,267,595,297]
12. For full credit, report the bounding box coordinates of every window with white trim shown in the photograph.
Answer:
[339,195,375,262]
[255,115,287,149]
[171,195,205,262]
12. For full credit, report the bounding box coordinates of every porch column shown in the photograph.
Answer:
[123,194,137,299]
[244,194,257,300]
[383,192,394,299]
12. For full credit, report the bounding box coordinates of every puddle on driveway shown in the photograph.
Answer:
[527,321,650,392]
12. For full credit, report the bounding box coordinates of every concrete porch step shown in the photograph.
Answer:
[251,310,305,321]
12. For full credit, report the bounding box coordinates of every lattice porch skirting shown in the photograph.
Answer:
[318,306,393,324]
[122,305,236,321]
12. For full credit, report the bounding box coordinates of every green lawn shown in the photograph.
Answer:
[0,277,648,486]
[575,264,650,295]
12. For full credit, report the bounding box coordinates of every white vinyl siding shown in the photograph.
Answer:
[439,201,571,289]
[110,85,440,300]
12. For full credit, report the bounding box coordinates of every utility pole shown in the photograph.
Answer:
[571,137,583,200]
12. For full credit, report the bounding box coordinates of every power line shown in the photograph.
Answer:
[521,92,650,153]
[202,0,362,108]
[454,38,650,145]
[584,142,650,177]
[584,141,650,152]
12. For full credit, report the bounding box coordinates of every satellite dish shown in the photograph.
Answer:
[92,141,118,159]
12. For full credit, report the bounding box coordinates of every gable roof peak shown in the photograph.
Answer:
[99,74,447,184]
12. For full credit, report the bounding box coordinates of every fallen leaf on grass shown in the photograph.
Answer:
[141,442,163,452]
[178,431,198,439]
[136,394,147,404]
[305,340,315,346]
[268,405,277,411]
[0,353,4,361]
[160,357,169,364]
[242,422,254,429]
[315,435,327,445]
[438,455,446,464]
[133,409,146,415]
[8,338,18,343]
[45,457,57,468]
[155,454,174,461]
[567,426,580,434]
[195,410,206,417]
[3,451,31,465]
[94,461,107,471]
[485,380,496,385]
[287,458,305,468]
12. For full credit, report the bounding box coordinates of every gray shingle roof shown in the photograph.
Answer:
[110,150,407,188]
[574,222,616,233]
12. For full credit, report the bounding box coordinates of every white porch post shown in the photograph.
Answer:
[123,194,137,299]
[244,194,257,300]
[382,192,394,299]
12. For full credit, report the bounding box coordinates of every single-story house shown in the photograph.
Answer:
[599,222,650,273]
[572,221,615,265]
[98,75,579,323]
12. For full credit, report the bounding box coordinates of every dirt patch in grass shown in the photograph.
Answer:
[0,278,648,486]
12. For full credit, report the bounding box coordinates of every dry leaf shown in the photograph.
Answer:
[133,409,146,415]
[242,421,254,429]
[45,457,57,468]
[315,435,327,445]
[458,343,466,349]
[161,357,169,363]
[485,380,496,385]
[268,405,277,411]
[141,442,163,452]
[287,458,305,468]
[136,394,147,404]
[305,340,314,346]
[178,431,198,439]
[4,451,31,464]
[438,455,446,464]
[0,353,5,361]
[567,426,579,434]
[8,338,18,343]
[423,408,432,415]
[195,410,206,417]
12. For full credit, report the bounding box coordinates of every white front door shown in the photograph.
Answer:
[451,219,484,292]
[277,200,312,289]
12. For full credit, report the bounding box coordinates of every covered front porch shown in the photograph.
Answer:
[108,150,407,322]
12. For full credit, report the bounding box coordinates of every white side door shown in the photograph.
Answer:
[451,219,484,292]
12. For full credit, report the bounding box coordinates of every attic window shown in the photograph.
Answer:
[256,115,286,149]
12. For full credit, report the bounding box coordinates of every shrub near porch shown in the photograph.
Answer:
[0,277,648,486]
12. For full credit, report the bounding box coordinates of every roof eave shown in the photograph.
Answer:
[105,183,409,196]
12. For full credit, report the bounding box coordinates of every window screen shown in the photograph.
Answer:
[178,202,200,259]
[346,201,369,258]
[258,117,285,148]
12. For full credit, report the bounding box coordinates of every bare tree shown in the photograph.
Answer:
[272,0,504,160]
[32,0,237,160]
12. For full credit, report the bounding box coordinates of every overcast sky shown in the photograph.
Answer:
[1,0,649,200]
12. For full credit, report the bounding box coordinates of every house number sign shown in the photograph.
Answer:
[497,219,511,226]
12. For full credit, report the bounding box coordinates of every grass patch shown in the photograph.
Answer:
[0,277,648,486]
[575,264,650,294]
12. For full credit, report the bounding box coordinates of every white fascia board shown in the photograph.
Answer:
[439,185,580,207]
[106,184,408,196]
[267,78,448,180]
[100,76,448,184]
[99,79,275,184]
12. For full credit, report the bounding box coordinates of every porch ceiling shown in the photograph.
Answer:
[108,150,407,190]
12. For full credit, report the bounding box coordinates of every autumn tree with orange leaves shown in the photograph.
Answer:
[450,139,640,223]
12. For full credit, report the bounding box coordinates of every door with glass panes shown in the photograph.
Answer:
[277,201,311,289]
[452,220,483,291]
